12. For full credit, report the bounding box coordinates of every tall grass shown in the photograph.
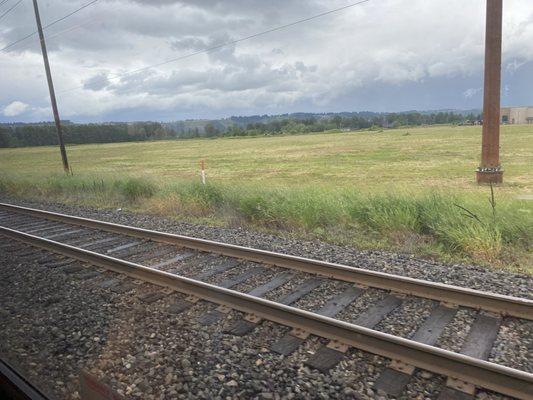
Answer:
[0,174,158,204]
[0,174,530,270]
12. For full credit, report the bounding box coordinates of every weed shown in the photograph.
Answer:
[115,177,157,201]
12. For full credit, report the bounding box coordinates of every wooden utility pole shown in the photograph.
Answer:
[32,0,70,173]
[477,0,503,184]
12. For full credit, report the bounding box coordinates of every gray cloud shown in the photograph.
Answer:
[83,72,111,91]
[0,0,532,122]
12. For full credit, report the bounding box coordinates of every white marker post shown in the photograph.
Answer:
[200,159,206,185]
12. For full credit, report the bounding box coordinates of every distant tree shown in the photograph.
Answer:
[331,115,342,129]
[0,111,477,148]
[204,123,219,137]
[0,128,11,147]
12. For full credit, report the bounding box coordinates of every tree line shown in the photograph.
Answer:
[0,111,481,148]
[0,122,169,148]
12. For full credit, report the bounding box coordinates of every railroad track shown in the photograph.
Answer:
[0,202,531,399]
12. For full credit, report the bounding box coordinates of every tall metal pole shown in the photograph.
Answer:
[32,0,70,173]
[476,0,503,184]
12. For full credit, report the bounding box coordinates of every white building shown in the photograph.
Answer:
[500,106,533,124]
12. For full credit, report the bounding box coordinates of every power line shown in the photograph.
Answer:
[0,0,22,22]
[0,0,12,8]
[5,13,102,52]
[60,0,372,94]
[1,0,99,52]
[42,17,100,41]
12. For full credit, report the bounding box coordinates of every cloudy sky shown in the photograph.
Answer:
[0,0,532,122]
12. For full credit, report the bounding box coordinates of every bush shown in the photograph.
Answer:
[115,177,157,201]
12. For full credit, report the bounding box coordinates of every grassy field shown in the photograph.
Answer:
[1,125,531,272]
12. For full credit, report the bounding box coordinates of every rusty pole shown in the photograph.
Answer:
[32,0,70,173]
[477,0,503,184]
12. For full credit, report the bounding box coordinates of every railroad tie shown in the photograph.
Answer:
[299,293,402,372]
[165,259,240,315]
[7,244,42,257]
[24,224,68,235]
[132,246,178,265]
[60,264,85,274]
[193,259,240,280]
[224,272,295,336]
[62,234,94,246]
[0,241,20,250]
[269,278,328,356]
[167,299,197,314]
[44,229,85,240]
[110,281,136,294]
[1,216,40,225]
[8,220,50,231]
[16,250,49,261]
[197,266,265,325]
[168,263,293,322]
[41,259,75,269]
[77,236,122,249]
[139,291,167,304]
[12,250,39,258]
[98,278,121,289]
[105,240,144,255]
[0,215,24,224]
[106,241,150,258]
[149,251,194,270]
[75,271,102,280]
[374,304,458,396]
[438,312,502,400]
[352,294,403,328]
[302,287,367,372]
[35,255,57,264]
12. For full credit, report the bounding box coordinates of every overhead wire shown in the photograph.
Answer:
[0,0,100,52]
[0,0,22,22]
[59,0,372,94]
[7,13,105,52]
[0,0,12,8]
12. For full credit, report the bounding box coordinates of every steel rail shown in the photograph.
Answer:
[0,225,532,399]
[0,202,532,320]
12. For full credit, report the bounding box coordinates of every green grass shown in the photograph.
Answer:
[1,125,531,272]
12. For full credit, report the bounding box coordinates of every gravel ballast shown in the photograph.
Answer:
[0,197,530,299]
[0,198,531,400]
